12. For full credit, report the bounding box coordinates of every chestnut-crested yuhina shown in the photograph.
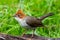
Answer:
[14,10,54,37]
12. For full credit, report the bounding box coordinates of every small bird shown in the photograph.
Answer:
[14,10,54,37]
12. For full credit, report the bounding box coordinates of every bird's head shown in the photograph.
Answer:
[14,10,26,19]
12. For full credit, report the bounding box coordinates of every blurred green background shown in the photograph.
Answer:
[0,0,60,38]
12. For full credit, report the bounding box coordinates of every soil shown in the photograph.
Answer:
[0,33,60,40]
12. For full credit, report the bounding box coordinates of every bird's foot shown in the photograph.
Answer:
[31,34,34,38]
[21,33,25,37]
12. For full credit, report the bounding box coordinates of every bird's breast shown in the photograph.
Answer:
[15,17,30,28]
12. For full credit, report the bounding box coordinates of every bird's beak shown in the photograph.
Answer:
[13,14,16,17]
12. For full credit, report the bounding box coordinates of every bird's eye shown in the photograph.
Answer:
[18,14,20,16]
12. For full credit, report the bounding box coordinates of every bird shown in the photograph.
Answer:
[13,10,54,37]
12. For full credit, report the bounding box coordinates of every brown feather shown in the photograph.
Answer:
[15,10,26,19]
[25,16,44,28]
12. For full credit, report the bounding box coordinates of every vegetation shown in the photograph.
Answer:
[0,0,60,38]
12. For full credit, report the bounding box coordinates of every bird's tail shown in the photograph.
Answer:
[39,13,54,21]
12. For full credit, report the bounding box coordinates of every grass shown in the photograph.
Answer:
[0,0,60,38]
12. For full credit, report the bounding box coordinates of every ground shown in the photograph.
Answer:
[0,0,60,38]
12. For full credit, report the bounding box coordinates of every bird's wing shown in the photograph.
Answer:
[25,16,44,27]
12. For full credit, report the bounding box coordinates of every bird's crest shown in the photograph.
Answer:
[15,10,26,18]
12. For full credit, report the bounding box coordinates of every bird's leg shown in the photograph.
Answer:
[31,28,35,38]
[32,30,34,37]
[21,29,26,37]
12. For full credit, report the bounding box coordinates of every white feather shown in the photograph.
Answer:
[14,17,30,28]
